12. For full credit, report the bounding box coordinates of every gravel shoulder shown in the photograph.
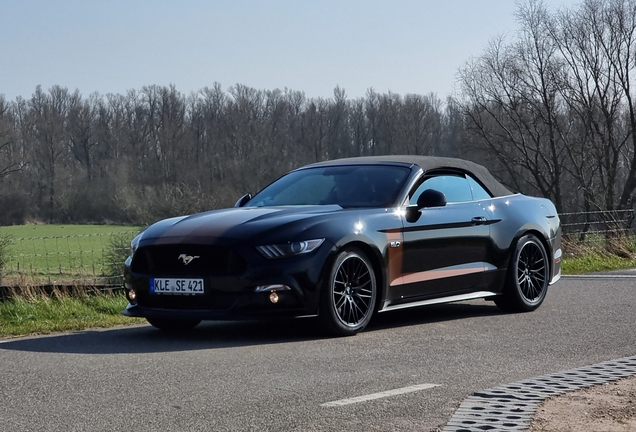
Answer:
[528,375,636,432]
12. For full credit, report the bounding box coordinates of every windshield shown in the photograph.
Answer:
[246,165,410,208]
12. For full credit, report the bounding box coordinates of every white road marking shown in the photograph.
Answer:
[321,383,441,407]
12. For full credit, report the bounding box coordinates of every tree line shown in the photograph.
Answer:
[0,0,635,227]
[0,84,452,225]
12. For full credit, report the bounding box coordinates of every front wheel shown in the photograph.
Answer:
[146,318,201,331]
[495,234,549,312]
[320,248,377,336]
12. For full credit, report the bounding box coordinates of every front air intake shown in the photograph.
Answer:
[131,244,246,276]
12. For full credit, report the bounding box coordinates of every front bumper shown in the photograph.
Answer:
[121,301,315,321]
[122,240,334,320]
[549,227,562,285]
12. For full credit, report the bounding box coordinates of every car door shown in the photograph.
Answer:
[390,171,492,301]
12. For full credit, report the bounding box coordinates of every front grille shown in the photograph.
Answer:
[131,244,247,276]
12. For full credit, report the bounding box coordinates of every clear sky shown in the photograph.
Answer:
[0,0,581,102]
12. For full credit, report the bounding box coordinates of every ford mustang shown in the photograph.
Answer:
[122,156,561,335]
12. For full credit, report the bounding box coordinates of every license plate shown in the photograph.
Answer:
[150,278,204,295]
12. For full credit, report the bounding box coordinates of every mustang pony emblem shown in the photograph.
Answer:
[178,254,200,265]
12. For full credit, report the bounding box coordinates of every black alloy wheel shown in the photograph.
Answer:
[320,248,377,336]
[495,234,549,312]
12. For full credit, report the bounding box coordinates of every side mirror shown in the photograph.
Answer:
[417,189,446,209]
[405,189,447,223]
[234,193,251,208]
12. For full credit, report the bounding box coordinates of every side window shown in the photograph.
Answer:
[409,174,473,204]
[467,175,492,200]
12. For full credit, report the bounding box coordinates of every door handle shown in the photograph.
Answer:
[471,216,487,225]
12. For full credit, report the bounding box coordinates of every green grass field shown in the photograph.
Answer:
[1,224,141,283]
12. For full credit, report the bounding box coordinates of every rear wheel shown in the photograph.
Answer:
[146,318,201,331]
[495,234,549,312]
[320,248,377,336]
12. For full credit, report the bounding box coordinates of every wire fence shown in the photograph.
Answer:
[0,231,137,289]
[559,209,634,237]
[0,210,634,290]
[559,209,635,257]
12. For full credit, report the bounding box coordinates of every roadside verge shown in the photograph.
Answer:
[443,355,636,431]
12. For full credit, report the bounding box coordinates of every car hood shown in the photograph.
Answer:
[140,205,345,244]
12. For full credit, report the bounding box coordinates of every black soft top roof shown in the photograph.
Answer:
[308,155,513,198]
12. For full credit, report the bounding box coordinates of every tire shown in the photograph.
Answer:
[146,317,201,331]
[320,248,377,336]
[495,234,549,312]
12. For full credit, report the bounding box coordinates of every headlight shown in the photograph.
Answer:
[130,232,144,257]
[256,239,325,259]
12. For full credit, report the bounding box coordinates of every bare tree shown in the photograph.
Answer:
[0,96,24,179]
[67,92,101,181]
[399,93,442,155]
[548,0,636,211]
[457,1,569,208]
[23,86,72,221]
[458,0,636,214]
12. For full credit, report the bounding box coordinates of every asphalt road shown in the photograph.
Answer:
[1,277,634,432]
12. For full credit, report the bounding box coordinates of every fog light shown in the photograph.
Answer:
[127,289,137,304]
[269,291,279,304]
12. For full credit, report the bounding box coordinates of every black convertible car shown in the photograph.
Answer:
[122,156,561,335]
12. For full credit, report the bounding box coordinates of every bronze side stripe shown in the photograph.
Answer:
[390,262,496,287]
